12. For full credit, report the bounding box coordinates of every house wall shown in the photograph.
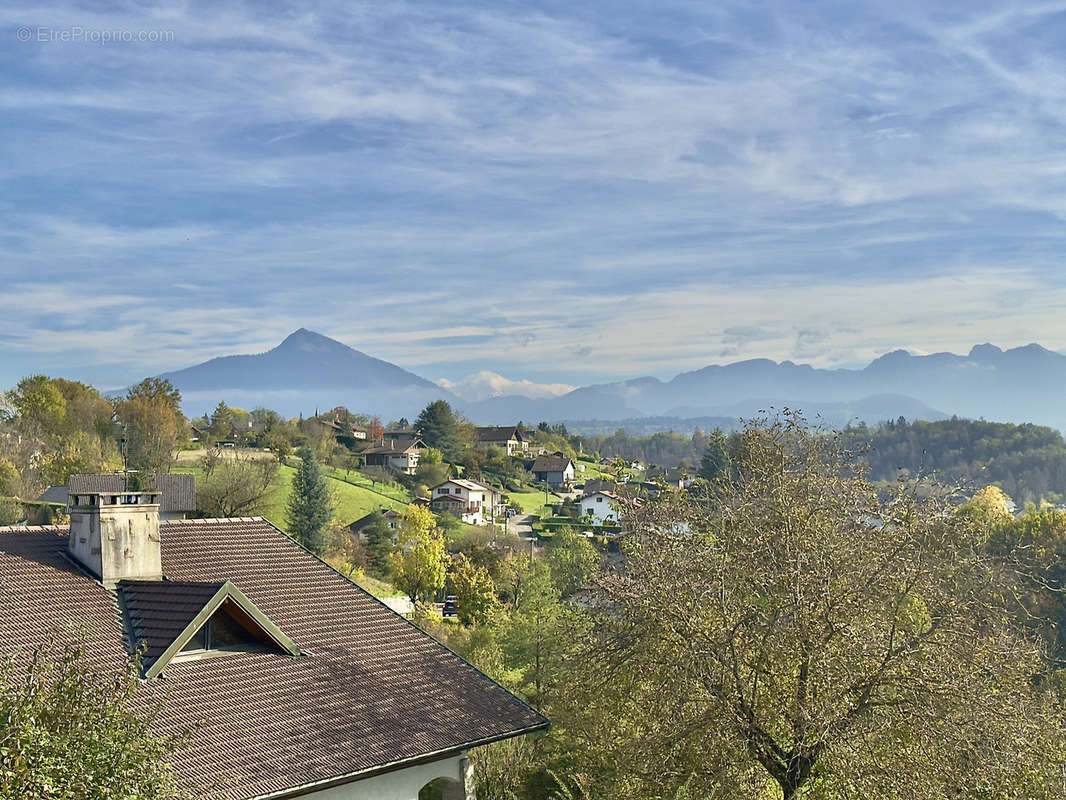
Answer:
[579,494,616,524]
[298,753,473,800]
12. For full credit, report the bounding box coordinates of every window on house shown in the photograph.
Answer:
[179,608,261,654]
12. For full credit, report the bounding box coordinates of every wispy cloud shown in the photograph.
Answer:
[0,1,1065,388]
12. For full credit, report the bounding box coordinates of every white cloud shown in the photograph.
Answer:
[436,372,576,402]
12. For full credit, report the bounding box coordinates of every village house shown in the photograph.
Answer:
[362,436,424,475]
[0,489,546,800]
[474,426,528,456]
[579,489,622,525]
[429,478,504,525]
[346,507,403,540]
[531,454,576,488]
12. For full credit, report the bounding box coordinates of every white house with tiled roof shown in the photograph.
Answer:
[429,478,503,525]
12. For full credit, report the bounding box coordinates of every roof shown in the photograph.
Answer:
[0,519,547,799]
[582,490,621,502]
[532,455,574,473]
[435,478,497,495]
[347,508,402,532]
[362,437,423,455]
[118,580,225,667]
[48,474,197,513]
[475,426,522,443]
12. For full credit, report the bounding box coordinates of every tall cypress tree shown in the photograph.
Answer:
[287,447,332,554]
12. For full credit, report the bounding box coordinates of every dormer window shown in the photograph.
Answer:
[120,580,301,679]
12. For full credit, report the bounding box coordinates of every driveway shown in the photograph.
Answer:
[506,513,535,539]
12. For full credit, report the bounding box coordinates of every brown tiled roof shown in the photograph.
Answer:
[118,580,224,667]
[63,474,196,513]
[532,455,574,472]
[475,426,522,442]
[0,519,547,799]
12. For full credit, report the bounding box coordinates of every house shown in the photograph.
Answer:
[531,454,576,487]
[429,478,504,525]
[579,490,622,525]
[0,489,547,800]
[347,508,403,540]
[37,473,197,521]
[362,436,424,475]
[644,467,691,489]
[474,426,527,456]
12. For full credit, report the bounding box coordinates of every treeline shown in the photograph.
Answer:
[569,428,711,468]
[841,417,1066,504]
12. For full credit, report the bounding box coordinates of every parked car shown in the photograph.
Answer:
[442,595,458,617]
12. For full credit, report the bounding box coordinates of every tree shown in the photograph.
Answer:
[502,559,567,707]
[10,375,67,439]
[287,447,333,554]
[546,526,600,597]
[209,401,234,443]
[196,452,279,518]
[449,553,498,625]
[696,427,730,481]
[388,504,447,603]
[415,400,463,461]
[117,378,185,474]
[0,638,184,799]
[363,511,398,576]
[573,414,1066,800]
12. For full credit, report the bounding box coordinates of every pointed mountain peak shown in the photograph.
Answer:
[968,343,1002,360]
[276,328,353,354]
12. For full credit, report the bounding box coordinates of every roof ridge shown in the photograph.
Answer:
[0,524,66,533]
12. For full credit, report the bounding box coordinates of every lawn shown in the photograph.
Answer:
[506,488,562,514]
[174,462,410,532]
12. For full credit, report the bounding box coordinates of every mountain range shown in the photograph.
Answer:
[157,329,1066,431]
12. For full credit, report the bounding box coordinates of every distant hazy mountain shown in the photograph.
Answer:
[472,343,1066,430]
[155,332,1066,431]
[159,328,457,418]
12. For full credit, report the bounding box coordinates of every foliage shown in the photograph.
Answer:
[362,511,398,576]
[841,416,1066,504]
[0,638,185,799]
[286,447,333,554]
[568,414,1066,800]
[195,450,279,517]
[388,504,447,603]
[117,378,185,474]
[449,553,498,625]
[502,559,568,708]
[544,527,600,597]
[416,400,464,462]
[696,428,731,481]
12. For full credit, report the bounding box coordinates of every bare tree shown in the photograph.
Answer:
[195,453,278,518]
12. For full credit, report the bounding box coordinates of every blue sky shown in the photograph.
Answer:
[2,0,1066,394]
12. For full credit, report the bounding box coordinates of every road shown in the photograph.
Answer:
[506,512,535,539]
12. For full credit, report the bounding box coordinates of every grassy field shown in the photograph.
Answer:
[174,462,410,531]
[506,488,562,514]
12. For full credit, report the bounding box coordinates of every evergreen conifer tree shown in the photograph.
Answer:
[287,447,332,554]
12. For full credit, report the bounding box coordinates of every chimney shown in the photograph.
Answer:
[67,490,162,587]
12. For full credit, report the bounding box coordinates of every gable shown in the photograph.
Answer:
[119,579,300,679]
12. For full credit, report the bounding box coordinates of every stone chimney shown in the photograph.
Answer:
[67,490,162,587]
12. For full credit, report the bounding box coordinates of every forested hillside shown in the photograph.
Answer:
[842,417,1066,504]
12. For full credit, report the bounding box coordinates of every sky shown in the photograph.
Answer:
[2,0,1066,396]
